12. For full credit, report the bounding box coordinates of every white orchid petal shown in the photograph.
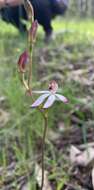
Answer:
[43,95,56,109]
[30,94,50,108]
[32,90,50,94]
[56,94,68,103]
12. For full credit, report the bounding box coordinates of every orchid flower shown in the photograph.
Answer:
[31,80,68,109]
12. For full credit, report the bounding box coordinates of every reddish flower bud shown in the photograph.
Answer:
[29,20,38,42]
[18,51,29,72]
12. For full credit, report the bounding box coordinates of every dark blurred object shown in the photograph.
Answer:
[0,0,69,40]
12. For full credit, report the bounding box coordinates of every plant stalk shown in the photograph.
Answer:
[28,48,33,89]
[41,114,48,190]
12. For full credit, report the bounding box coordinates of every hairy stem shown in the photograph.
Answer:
[41,114,48,190]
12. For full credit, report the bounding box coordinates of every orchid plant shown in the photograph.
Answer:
[17,0,68,189]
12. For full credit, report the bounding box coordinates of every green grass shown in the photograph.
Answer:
[0,18,94,189]
[53,18,94,34]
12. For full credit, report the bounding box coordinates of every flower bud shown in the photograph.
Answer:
[18,51,29,72]
[28,20,38,43]
[24,0,34,22]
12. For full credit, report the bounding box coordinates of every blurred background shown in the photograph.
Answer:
[68,0,94,17]
[0,0,94,189]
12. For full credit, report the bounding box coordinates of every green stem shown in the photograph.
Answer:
[28,48,33,89]
[40,114,48,190]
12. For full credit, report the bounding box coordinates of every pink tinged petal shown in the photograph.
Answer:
[55,94,68,103]
[32,90,50,94]
[43,95,56,109]
[30,93,50,108]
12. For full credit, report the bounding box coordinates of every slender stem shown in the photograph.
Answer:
[21,73,29,90]
[41,114,48,190]
[28,48,33,89]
